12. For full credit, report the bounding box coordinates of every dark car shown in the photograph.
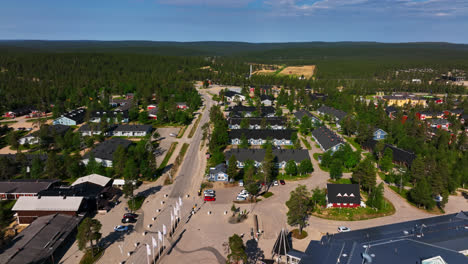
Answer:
[123,213,138,219]
[122,217,137,223]
[280,180,286,185]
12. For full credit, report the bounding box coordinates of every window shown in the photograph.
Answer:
[343,193,348,197]
[337,193,342,197]
[350,193,355,197]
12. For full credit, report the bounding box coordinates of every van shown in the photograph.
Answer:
[239,180,244,187]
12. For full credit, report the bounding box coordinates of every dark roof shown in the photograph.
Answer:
[225,148,310,163]
[385,106,397,114]
[229,105,275,117]
[317,106,347,121]
[0,214,82,264]
[326,184,361,204]
[300,212,468,264]
[260,94,275,101]
[308,93,327,101]
[0,179,59,194]
[210,163,227,174]
[31,124,70,137]
[294,110,320,122]
[0,154,48,166]
[78,123,115,132]
[228,117,286,127]
[448,108,464,115]
[38,182,106,198]
[91,109,129,118]
[311,126,343,151]
[10,107,33,116]
[229,129,296,140]
[428,118,450,125]
[84,138,132,161]
[61,108,86,123]
[224,90,242,98]
[362,139,416,167]
[113,124,153,132]
[419,110,444,116]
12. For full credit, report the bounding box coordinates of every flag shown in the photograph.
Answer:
[146,244,151,256]
[152,236,157,248]
[179,196,183,207]
[171,212,174,223]
[158,231,162,241]
[163,224,167,235]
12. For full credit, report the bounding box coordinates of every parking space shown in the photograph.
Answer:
[154,127,181,164]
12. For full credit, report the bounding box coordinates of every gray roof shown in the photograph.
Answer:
[228,117,286,127]
[0,179,59,194]
[0,214,82,264]
[317,106,347,121]
[312,126,344,151]
[294,110,320,122]
[229,105,275,117]
[61,108,86,123]
[210,163,227,174]
[113,124,153,133]
[13,196,84,211]
[83,138,132,161]
[229,129,296,140]
[91,109,129,119]
[225,148,310,163]
[78,123,115,132]
[300,211,468,264]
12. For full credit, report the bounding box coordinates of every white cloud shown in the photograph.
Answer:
[157,0,254,7]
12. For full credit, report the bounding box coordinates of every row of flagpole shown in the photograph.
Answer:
[144,196,183,264]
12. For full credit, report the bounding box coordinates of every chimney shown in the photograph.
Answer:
[63,196,67,199]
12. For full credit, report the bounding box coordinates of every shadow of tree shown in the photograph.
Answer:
[137,185,162,197]
[99,225,134,249]
[245,238,264,263]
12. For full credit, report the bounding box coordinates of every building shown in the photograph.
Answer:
[416,111,444,120]
[113,124,153,137]
[228,117,286,130]
[312,126,344,152]
[362,139,416,168]
[19,124,70,145]
[82,138,132,167]
[316,106,347,126]
[0,213,82,264]
[308,93,328,102]
[0,154,48,174]
[0,179,60,200]
[12,196,84,224]
[373,128,388,140]
[148,107,158,120]
[2,107,33,119]
[326,184,363,208]
[208,163,229,182]
[427,119,451,130]
[260,94,275,106]
[229,129,296,146]
[110,98,133,111]
[176,102,188,109]
[294,110,321,124]
[229,105,276,118]
[290,211,468,264]
[78,123,114,136]
[225,148,310,169]
[224,90,246,102]
[444,108,464,117]
[89,109,129,123]
[382,93,427,107]
[53,108,86,126]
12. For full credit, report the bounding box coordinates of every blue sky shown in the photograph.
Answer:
[1,0,467,43]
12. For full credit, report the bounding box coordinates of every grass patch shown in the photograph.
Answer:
[276,173,311,180]
[312,198,395,221]
[0,121,18,125]
[179,143,189,159]
[158,142,178,170]
[79,247,104,264]
[343,136,362,152]
[188,113,202,138]
[25,117,53,123]
[128,196,146,211]
[176,125,188,138]
[328,178,352,184]
[291,229,308,239]
[262,192,274,198]
[300,137,311,150]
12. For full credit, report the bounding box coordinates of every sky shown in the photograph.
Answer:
[1,0,467,43]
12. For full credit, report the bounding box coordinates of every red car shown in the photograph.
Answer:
[280,180,286,185]
[204,196,216,202]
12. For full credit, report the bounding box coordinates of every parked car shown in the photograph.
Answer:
[204,189,215,195]
[237,193,249,198]
[169,133,177,137]
[236,196,246,201]
[338,226,351,233]
[114,225,129,232]
[239,180,244,187]
[123,213,138,219]
[239,189,249,195]
[204,196,216,202]
[273,180,279,186]
[122,217,137,223]
[204,193,215,198]
[279,180,286,185]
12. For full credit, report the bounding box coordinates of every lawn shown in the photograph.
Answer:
[176,125,188,138]
[188,113,202,138]
[328,178,352,184]
[128,196,146,211]
[388,185,442,214]
[0,121,18,125]
[158,142,178,170]
[276,173,311,180]
[25,117,53,123]
[343,136,362,152]
[262,192,274,198]
[79,247,104,264]
[312,198,395,221]
[300,137,312,150]
[290,229,308,239]
[178,143,190,160]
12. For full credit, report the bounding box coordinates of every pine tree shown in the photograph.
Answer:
[227,155,238,180]
[77,217,102,257]
[409,178,435,210]
[227,234,247,263]
[286,185,311,234]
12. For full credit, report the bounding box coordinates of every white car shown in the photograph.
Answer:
[273,180,279,186]
[239,189,249,195]
[239,180,244,187]
[237,193,249,198]
[114,225,129,232]
[204,190,215,195]
[338,226,351,233]
[236,196,246,201]
[169,133,177,137]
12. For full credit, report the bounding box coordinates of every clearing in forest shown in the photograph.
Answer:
[278,65,316,79]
